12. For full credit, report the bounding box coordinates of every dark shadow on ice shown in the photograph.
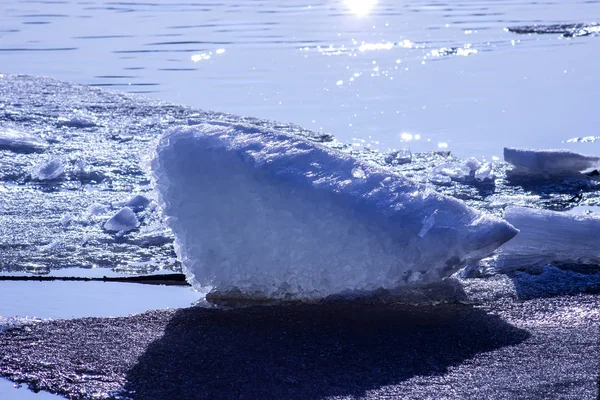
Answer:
[123,302,529,400]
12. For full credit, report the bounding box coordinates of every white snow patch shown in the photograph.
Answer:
[0,127,48,153]
[103,207,139,233]
[495,206,600,271]
[504,147,600,176]
[151,123,517,300]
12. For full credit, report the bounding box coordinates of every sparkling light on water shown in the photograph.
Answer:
[344,0,377,16]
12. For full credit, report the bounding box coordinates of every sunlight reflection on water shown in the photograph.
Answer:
[345,0,378,16]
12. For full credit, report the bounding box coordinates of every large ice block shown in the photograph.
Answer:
[495,206,600,271]
[152,123,518,300]
[504,147,600,176]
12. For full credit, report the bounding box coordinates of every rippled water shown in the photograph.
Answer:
[1,0,599,157]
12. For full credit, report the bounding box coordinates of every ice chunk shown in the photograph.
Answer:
[504,147,600,176]
[432,157,494,183]
[87,204,109,217]
[495,206,600,271]
[151,123,517,300]
[474,162,495,182]
[429,174,452,185]
[60,214,72,227]
[103,207,138,233]
[0,127,48,153]
[384,148,411,166]
[435,164,472,181]
[57,111,98,128]
[125,194,151,211]
[30,156,65,180]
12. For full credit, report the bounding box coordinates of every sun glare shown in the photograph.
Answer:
[344,0,377,16]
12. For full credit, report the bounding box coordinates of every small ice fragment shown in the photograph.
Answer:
[436,164,471,181]
[103,207,139,232]
[30,157,65,180]
[43,240,62,252]
[429,174,452,185]
[24,263,49,275]
[474,162,495,182]
[0,127,48,153]
[351,166,366,179]
[495,206,600,271]
[57,111,97,128]
[384,148,412,165]
[60,214,72,227]
[504,147,600,176]
[44,133,61,144]
[464,157,481,172]
[125,194,151,211]
[87,204,108,216]
[109,133,133,143]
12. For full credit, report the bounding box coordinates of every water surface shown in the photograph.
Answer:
[1,0,599,157]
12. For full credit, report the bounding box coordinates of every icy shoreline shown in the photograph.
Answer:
[1,74,600,302]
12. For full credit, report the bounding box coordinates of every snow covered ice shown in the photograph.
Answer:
[495,206,600,271]
[152,123,518,300]
[504,147,600,176]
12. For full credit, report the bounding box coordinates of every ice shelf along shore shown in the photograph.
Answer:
[504,147,600,176]
[152,123,518,300]
[494,206,600,272]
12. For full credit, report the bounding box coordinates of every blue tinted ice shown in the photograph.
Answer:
[152,123,518,300]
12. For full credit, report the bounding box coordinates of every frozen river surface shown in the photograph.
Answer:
[1,0,599,157]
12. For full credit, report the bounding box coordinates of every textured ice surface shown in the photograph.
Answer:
[3,73,600,300]
[104,207,139,233]
[0,127,47,153]
[152,123,518,299]
[504,147,600,176]
[495,206,600,271]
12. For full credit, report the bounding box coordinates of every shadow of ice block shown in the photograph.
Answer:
[495,206,600,272]
[152,123,517,300]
